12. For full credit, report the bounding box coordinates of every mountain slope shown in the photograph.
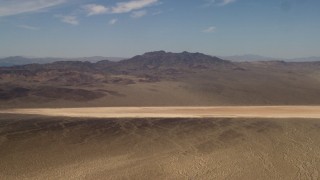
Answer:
[120,51,229,67]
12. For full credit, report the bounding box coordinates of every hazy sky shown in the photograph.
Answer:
[0,0,319,58]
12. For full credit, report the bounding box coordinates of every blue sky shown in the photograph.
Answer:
[0,0,319,58]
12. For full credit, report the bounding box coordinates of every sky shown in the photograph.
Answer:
[0,0,320,58]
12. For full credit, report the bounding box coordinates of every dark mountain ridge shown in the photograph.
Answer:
[121,51,228,66]
[1,51,232,72]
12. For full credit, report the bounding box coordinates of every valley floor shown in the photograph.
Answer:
[0,115,320,179]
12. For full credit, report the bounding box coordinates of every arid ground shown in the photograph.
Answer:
[1,108,320,179]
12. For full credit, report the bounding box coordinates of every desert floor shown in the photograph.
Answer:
[1,113,320,179]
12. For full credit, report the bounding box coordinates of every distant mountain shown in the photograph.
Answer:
[288,57,320,62]
[0,56,125,67]
[0,56,71,67]
[117,51,230,70]
[71,56,125,62]
[220,55,278,62]
[2,54,318,67]
[221,54,320,62]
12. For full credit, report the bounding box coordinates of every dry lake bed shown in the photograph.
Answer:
[1,106,320,179]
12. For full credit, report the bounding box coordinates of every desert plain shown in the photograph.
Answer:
[1,106,320,179]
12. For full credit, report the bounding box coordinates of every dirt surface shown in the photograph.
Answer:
[0,115,320,179]
[1,106,320,118]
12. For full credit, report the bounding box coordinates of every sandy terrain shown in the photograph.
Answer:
[1,115,320,179]
[1,106,320,118]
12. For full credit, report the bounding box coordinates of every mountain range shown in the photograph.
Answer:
[1,51,320,108]
[0,56,125,67]
[1,54,320,67]
[220,54,320,62]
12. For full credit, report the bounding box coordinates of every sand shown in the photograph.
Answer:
[1,115,320,179]
[1,106,320,118]
[1,107,320,179]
